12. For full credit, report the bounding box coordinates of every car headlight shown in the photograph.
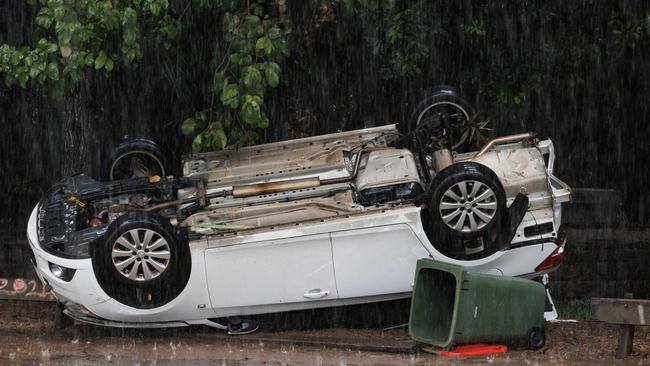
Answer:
[49,262,76,281]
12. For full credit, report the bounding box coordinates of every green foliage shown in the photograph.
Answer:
[0,0,174,91]
[220,83,240,109]
[338,0,434,80]
[0,39,60,88]
[465,20,486,37]
[1,0,288,153]
[264,62,280,87]
[609,12,650,49]
[181,111,227,152]
[555,299,590,320]
[383,5,431,79]
[183,0,289,151]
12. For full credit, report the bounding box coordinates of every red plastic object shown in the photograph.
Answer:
[535,242,566,271]
[422,344,508,357]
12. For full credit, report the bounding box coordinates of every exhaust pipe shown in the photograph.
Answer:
[232,177,321,198]
[473,132,536,158]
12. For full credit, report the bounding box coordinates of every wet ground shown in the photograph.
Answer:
[0,301,649,365]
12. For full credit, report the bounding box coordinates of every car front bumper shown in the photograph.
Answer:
[26,206,215,327]
[28,206,112,308]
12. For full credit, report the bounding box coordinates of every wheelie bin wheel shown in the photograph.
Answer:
[528,327,545,350]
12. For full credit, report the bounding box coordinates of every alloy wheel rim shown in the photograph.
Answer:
[111,228,170,281]
[439,180,497,232]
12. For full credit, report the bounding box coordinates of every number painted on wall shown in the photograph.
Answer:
[0,278,55,301]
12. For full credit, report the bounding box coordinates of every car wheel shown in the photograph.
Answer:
[426,162,507,260]
[409,87,475,152]
[91,212,191,309]
[106,139,167,181]
[528,327,545,350]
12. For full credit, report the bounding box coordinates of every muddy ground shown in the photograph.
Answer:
[0,301,648,365]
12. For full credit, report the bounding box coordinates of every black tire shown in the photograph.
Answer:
[409,87,475,151]
[425,162,507,260]
[528,327,545,350]
[91,212,191,309]
[106,139,167,181]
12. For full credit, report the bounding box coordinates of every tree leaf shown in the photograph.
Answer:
[83,52,95,66]
[60,45,72,58]
[258,112,269,128]
[94,51,107,70]
[46,63,59,81]
[104,57,114,72]
[195,111,207,122]
[245,15,261,25]
[223,12,238,33]
[229,53,241,64]
[214,128,228,149]
[58,27,72,46]
[242,66,263,92]
[35,14,53,29]
[230,52,251,66]
[181,118,197,135]
[255,36,273,55]
[203,127,227,150]
[29,66,41,79]
[276,39,290,57]
[264,64,279,87]
[220,83,240,108]
[241,94,264,127]
[18,72,28,88]
[212,71,227,95]
[192,133,203,153]
[266,61,280,75]
[267,27,281,40]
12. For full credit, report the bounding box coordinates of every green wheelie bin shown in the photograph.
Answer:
[408,258,546,350]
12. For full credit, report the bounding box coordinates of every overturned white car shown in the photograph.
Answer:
[27,91,571,330]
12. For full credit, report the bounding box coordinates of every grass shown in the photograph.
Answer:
[554,299,591,320]
[555,299,650,334]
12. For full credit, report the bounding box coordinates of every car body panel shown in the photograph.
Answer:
[205,233,338,309]
[331,224,430,298]
[457,143,549,198]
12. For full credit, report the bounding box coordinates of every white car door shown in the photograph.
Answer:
[204,233,338,311]
[331,224,430,299]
